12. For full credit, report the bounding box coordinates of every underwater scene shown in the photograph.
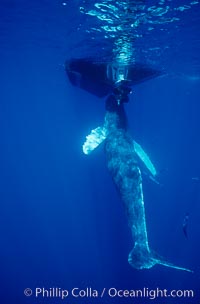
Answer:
[0,0,200,303]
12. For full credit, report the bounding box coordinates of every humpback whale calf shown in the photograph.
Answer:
[66,59,192,272]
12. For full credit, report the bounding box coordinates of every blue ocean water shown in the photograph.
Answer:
[0,0,200,303]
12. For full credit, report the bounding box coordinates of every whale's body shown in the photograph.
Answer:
[82,99,192,272]
[104,109,152,269]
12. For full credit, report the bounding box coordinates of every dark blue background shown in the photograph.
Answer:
[0,1,200,303]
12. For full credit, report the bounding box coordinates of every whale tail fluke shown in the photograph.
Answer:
[128,244,193,273]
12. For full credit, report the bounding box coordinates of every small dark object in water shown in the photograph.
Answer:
[183,213,189,239]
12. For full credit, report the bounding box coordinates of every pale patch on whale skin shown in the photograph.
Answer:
[82,110,192,272]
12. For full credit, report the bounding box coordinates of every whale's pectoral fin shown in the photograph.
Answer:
[133,140,157,178]
[83,126,108,155]
[128,245,193,273]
